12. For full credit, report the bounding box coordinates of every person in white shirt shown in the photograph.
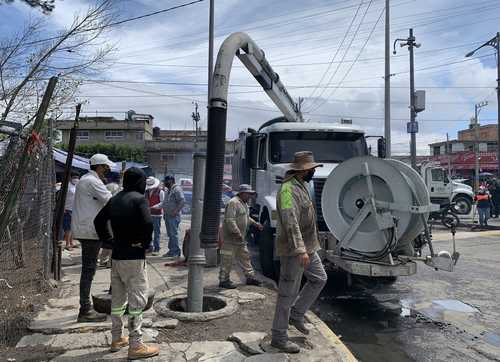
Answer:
[72,153,114,323]
[63,172,80,250]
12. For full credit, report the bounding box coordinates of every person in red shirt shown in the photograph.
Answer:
[475,187,492,228]
[145,177,164,256]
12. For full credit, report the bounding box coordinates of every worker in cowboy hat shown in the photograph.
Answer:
[219,184,264,289]
[145,176,164,256]
[270,151,328,354]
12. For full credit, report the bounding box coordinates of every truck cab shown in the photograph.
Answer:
[420,163,473,215]
[233,118,370,278]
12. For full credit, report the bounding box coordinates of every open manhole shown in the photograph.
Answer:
[155,294,238,321]
[170,296,226,313]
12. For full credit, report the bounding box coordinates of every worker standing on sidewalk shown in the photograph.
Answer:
[94,167,159,360]
[219,184,264,289]
[145,176,164,256]
[72,154,113,323]
[270,151,328,354]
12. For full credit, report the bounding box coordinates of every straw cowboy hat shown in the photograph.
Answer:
[146,176,161,190]
[288,151,323,171]
[237,184,256,195]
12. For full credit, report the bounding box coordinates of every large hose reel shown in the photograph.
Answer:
[321,156,435,262]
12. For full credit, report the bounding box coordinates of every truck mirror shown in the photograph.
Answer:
[377,137,387,159]
[247,134,259,169]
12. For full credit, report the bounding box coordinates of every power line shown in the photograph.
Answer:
[0,0,205,51]
[306,0,365,102]
[307,4,385,113]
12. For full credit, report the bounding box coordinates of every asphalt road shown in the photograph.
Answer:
[313,223,500,362]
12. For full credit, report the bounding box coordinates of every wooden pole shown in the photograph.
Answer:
[52,103,81,280]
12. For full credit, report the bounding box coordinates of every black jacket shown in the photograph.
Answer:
[94,167,153,260]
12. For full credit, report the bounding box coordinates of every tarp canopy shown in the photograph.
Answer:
[53,148,152,175]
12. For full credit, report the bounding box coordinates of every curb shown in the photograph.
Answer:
[306,311,357,362]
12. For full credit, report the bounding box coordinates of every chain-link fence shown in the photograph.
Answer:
[0,125,55,345]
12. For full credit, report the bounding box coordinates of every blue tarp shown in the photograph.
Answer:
[53,148,152,175]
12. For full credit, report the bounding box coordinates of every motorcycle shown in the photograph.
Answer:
[429,202,460,229]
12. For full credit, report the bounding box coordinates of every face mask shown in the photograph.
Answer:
[303,170,315,183]
[71,178,79,185]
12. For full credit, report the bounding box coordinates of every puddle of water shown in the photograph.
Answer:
[432,299,479,313]
[483,331,500,347]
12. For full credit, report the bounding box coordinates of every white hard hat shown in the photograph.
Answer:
[89,153,115,168]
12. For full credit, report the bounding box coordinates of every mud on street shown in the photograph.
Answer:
[312,226,500,362]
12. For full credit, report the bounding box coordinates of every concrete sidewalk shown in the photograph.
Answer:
[10,247,356,362]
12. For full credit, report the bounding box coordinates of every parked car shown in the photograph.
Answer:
[182,190,232,214]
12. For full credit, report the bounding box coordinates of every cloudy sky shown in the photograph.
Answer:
[2,0,500,155]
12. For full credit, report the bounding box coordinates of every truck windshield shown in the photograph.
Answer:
[269,131,367,163]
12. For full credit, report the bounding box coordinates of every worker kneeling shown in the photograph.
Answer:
[94,167,159,360]
[271,151,328,354]
[219,184,264,289]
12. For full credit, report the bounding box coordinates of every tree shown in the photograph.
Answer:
[0,0,55,14]
[0,0,115,128]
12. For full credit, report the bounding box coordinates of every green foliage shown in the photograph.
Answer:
[57,143,145,163]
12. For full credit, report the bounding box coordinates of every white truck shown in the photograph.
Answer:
[205,32,457,284]
[420,163,474,215]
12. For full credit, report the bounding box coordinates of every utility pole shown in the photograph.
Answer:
[473,101,489,192]
[192,102,200,150]
[465,33,500,176]
[394,29,421,170]
[384,0,391,158]
[446,133,451,177]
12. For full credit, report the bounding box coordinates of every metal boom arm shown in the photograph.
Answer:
[200,32,302,248]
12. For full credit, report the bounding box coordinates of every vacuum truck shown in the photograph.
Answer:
[202,31,459,282]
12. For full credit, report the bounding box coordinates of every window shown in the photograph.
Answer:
[76,130,89,140]
[431,168,446,182]
[487,143,497,152]
[161,153,175,162]
[136,131,144,140]
[433,146,441,156]
[105,130,124,140]
[269,131,367,164]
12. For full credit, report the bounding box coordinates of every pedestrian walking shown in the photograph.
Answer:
[72,154,113,322]
[219,184,263,289]
[63,172,80,250]
[94,167,159,360]
[475,186,492,229]
[271,151,328,354]
[145,176,164,256]
[153,175,185,258]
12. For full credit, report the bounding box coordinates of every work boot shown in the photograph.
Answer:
[128,343,159,360]
[270,340,300,354]
[289,318,310,335]
[110,336,129,352]
[246,276,262,286]
[219,280,237,289]
[77,309,107,323]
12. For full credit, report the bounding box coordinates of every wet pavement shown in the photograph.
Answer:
[313,225,500,362]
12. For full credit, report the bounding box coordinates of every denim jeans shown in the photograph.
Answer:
[152,217,162,252]
[79,239,102,312]
[478,207,490,226]
[165,215,181,256]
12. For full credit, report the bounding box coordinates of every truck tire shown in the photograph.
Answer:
[258,219,280,281]
[452,195,472,215]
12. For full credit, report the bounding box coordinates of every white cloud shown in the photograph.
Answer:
[3,0,500,156]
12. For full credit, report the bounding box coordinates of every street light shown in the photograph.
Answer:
[466,33,500,177]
